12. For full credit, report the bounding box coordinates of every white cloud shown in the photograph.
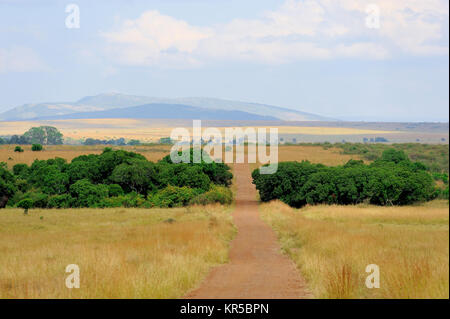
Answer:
[0,46,47,73]
[100,0,449,67]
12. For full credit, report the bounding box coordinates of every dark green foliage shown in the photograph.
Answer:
[380,149,408,164]
[1,148,233,209]
[160,148,232,186]
[27,159,69,195]
[253,149,437,208]
[158,163,211,192]
[70,179,109,207]
[31,144,43,151]
[190,185,233,205]
[47,194,74,208]
[99,192,145,208]
[108,184,124,197]
[13,164,29,178]
[148,185,201,208]
[17,198,33,212]
[66,158,101,184]
[14,146,24,152]
[0,163,17,208]
[252,161,320,207]
[110,159,159,194]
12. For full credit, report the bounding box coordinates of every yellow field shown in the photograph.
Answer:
[0,205,235,298]
[0,119,398,143]
[0,144,360,168]
[260,200,449,299]
[0,144,172,167]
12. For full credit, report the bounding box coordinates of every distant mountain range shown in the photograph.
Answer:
[0,93,336,122]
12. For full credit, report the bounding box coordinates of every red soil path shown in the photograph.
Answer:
[186,163,311,299]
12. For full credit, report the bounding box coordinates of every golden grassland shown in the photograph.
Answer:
[0,144,360,168]
[0,119,398,142]
[0,144,172,167]
[0,205,235,298]
[260,200,449,299]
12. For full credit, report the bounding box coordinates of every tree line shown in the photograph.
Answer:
[252,149,448,208]
[0,148,233,210]
[0,126,63,145]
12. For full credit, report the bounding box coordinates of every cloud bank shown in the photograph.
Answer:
[100,0,449,68]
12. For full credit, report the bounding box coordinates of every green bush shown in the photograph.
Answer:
[148,185,201,207]
[13,163,29,178]
[190,185,233,205]
[99,192,146,208]
[1,148,234,209]
[69,179,109,207]
[47,194,74,208]
[14,146,24,152]
[108,184,124,197]
[252,151,437,208]
[31,144,43,151]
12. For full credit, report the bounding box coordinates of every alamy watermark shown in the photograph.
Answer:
[170,120,279,174]
[65,4,80,29]
[365,264,380,288]
[365,4,380,29]
[65,264,80,288]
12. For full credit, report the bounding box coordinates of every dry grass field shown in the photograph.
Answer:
[0,144,359,168]
[260,200,449,299]
[0,119,398,143]
[0,205,235,298]
[0,144,172,167]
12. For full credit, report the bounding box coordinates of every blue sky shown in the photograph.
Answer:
[0,0,448,122]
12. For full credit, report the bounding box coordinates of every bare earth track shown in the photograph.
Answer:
[186,163,311,299]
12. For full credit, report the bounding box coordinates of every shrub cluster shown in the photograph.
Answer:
[252,149,439,208]
[0,148,233,209]
[83,138,141,146]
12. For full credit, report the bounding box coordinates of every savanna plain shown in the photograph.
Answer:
[0,144,448,298]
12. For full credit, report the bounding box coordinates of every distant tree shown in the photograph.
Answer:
[159,137,173,144]
[24,126,63,145]
[127,139,141,146]
[0,137,5,145]
[14,146,24,152]
[10,135,29,144]
[32,144,43,151]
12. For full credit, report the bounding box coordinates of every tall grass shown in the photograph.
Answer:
[260,200,449,299]
[0,205,235,298]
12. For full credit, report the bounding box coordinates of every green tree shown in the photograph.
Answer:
[17,198,33,214]
[32,144,43,151]
[110,159,159,194]
[23,126,63,145]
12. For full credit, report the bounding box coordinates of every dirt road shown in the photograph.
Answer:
[186,163,311,299]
